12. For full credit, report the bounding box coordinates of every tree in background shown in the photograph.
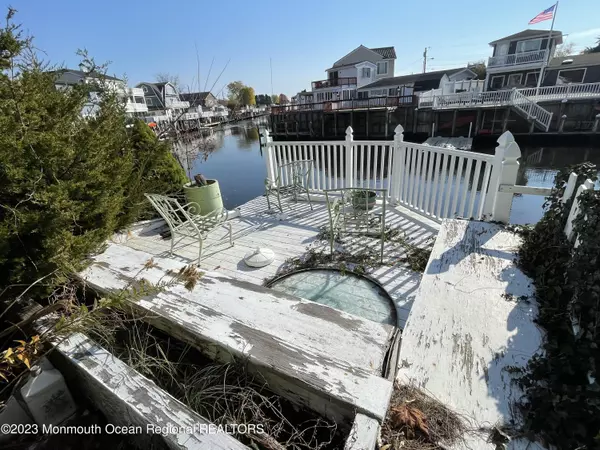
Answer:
[554,42,576,57]
[227,80,245,108]
[254,94,272,105]
[467,61,487,80]
[583,37,600,54]
[156,72,181,91]
[240,86,256,106]
[0,10,186,290]
[278,93,289,104]
[271,94,280,104]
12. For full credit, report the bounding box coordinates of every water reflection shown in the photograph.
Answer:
[176,119,269,209]
[232,126,260,150]
[510,146,600,224]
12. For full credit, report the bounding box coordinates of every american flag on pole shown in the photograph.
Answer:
[529,4,556,24]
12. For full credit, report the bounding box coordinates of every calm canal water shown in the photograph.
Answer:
[181,120,599,225]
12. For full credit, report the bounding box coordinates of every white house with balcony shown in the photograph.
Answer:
[52,68,148,118]
[136,81,190,122]
[485,29,563,91]
[309,45,397,103]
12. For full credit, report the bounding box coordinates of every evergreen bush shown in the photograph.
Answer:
[0,10,186,290]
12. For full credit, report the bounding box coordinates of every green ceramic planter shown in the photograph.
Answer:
[352,190,377,210]
[183,179,223,215]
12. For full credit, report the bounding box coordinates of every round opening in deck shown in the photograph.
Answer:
[266,268,397,326]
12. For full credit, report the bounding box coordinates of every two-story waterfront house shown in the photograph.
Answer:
[52,68,148,118]
[136,82,190,122]
[310,45,397,103]
[486,29,563,90]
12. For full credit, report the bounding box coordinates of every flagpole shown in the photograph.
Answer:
[536,1,559,93]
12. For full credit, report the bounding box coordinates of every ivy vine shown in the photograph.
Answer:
[516,162,600,449]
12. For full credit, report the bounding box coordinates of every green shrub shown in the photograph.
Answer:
[517,163,600,449]
[118,120,187,228]
[0,10,186,291]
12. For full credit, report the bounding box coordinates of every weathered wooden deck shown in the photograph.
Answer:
[78,194,548,449]
[397,220,545,450]
[117,195,439,329]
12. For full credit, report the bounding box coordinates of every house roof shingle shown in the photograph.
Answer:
[548,53,600,69]
[180,92,213,102]
[51,69,123,81]
[489,29,563,45]
[360,67,471,89]
[370,47,397,59]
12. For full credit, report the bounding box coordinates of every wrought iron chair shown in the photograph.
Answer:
[324,188,388,262]
[265,160,314,213]
[145,193,233,264]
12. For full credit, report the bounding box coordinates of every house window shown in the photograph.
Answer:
[134,96,145,104]
[142,85,148,93]
[362,67,371,78]
[525,72,539,87]
[377,62,388,75]
[557,68,586,84]
[516,39,542,53]
[490,75,505,90]
[497,43,509,56]
[389,88,397,96]
[507,73,522,87]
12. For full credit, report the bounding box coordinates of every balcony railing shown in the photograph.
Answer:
[311,77,357,90]
[271,95,415,114]
[164,97,191,109]
[488,49,547,68]
[518,82,600,101]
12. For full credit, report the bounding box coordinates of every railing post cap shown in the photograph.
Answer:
[497,130,515,147]
[394,124,405,136]
[561,114,567,119]
[596,113,600,119]
[345,126,353,136]
[504,141,521,160]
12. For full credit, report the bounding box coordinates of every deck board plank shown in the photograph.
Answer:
[80,243,395,423]
[396,219,544,450]
[118,196,439,329]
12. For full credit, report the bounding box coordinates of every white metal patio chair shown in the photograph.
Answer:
[145,193,233,264]
[265,160,314,213]
[324,188,388,262]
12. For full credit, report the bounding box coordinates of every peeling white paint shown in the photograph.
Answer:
[57,333,248,449]
[397,219,545,450]
[79,243,394,423]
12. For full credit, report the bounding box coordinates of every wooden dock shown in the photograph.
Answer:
[114,195,439,329]
[397,219,544,449]
[71,190,552,448]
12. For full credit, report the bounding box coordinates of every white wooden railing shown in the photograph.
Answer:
[419,89,553,131]
[488,49,548,68]
[264,126,534,223]
[518,82,600,101]
[510,89,554,131]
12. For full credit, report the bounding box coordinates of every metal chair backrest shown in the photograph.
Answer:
[276,160,313,189]
[145,193,198,232]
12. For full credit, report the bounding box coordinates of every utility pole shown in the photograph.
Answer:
[423,47,428,73]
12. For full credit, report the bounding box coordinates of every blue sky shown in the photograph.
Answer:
[7,0,600,97]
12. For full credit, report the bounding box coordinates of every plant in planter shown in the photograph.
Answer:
[351,189,377,210]
[183,173,224,216]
